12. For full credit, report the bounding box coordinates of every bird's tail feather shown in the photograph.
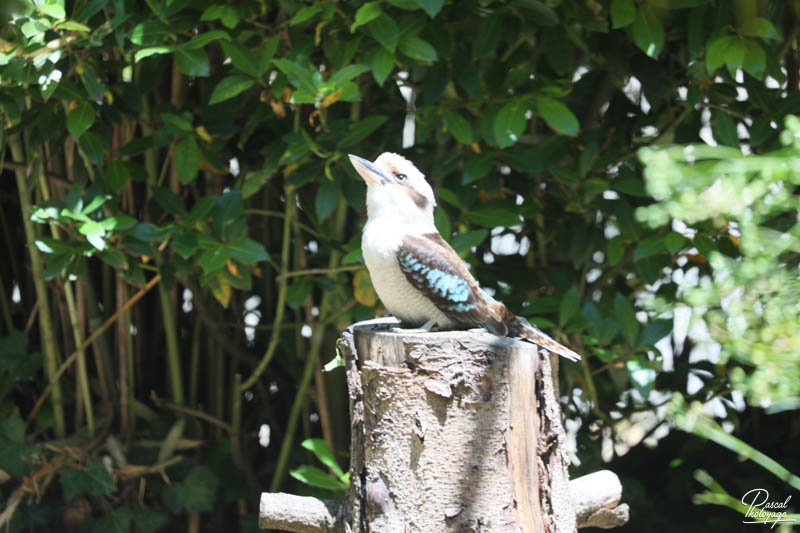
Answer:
[506,313,581,362]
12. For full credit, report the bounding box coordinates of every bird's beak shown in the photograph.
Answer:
[348,154,391,185]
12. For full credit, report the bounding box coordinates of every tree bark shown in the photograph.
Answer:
[260,318,628,532]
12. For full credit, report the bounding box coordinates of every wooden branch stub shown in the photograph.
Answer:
[570,470,629,529]
[258,493,342,533]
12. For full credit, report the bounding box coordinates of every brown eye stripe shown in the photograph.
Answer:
[407,187,428,209]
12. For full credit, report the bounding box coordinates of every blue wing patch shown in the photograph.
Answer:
[398,247,475,313]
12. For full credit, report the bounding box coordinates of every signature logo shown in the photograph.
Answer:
[742,489,796,529]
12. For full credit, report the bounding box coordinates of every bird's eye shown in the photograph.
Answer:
[395,173,407,182]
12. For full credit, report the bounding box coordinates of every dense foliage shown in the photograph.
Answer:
[0,0,797,531]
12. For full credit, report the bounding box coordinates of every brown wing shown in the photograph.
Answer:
[397,233,506,333]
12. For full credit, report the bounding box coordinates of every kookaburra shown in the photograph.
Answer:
[348,152,581,361]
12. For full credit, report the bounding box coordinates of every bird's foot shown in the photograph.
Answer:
[392,319,438,334]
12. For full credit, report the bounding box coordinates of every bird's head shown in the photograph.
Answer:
[348,152,436,230]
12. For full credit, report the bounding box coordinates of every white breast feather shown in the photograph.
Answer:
[362,218,454,327]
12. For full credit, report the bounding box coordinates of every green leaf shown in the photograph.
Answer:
[134,46,172,62]
[162,466,219,513]
[398,35,438,62]
[186,196,217,223]
[742,39,766,79]
[174,48,210,77]
[327,64,370,89]
[57,20,91,32]
[99,248,126,269]
[632,5,665,58]
[59,459,116,501]
[449,229,488,254]
[367,15,399,52]
[227,238,269,263]
[443,110,472,144]
[323,352,345,372]
[100,215,137,232]
[290,465,348,490]
[339,115,388,147]
[453,55,481,97]
[414,0,444,18]
[614,293,639,345]
[86,233,105,251]
[209,75,255,105]
[371,47,395,86]
[466,209,521,228]
[132,508,168,533]
[197,247,231,274]
[706,35,735,73]
[627,358,656,398]
[711,111,739,148]
[172,232,199,259]
[665,232,687,253]
[473,14,502,59]
[290,3,323,26]
[738,17,778,39]
[611,0,636,29]
[286,278,313,309]
[536,96,579,136]
[436,187,464,208]
[200,5,225,21]
[260,36,280,74]
[607,235,624,265]
[634,234,666,261]
[78,131,109,164]
[34,237,74,254]
[724,37,747,73]
[220,40,260,77]
[272,59,319,94]
[494,101,527,149]
[67,102,95,140]
[39,4,66,18]
[638,319,672,346]
[81,194,110,215]
[220,6,239,29]
[184,30,231,50]
[461,154,493,184]
[176,136,199,184]
[129,223,164,242]
[0,412,37,479]
[316,179,339,222]
[558,285,580,326]
[301,438,345,479]
[72,0,108,21]
[105,161,131,193]
[129,20,172,47]
[351,2,383,32]
[152,187,187,216]
[160,112,193,134]
[517,0,559,25]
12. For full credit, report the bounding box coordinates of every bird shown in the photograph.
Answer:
[348,152,581,362]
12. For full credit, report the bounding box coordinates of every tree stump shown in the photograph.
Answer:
[260,318,628,532]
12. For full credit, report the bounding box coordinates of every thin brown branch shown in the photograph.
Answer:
[150,391,233,432]
[276,265,362,280]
